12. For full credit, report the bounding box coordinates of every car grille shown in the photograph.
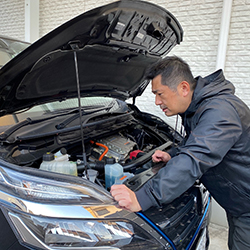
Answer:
[142,189,201,250]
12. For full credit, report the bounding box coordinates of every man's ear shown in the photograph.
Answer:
[178,81,190,97]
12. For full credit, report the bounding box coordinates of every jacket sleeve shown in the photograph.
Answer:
[166,146,179,158]
[135,99,242,211]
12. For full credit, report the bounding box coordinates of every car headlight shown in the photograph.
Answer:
[5,210,165,250]
[0,166,169,249]
[0,166,112,204]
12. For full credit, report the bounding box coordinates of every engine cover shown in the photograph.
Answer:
[93,134,137,162]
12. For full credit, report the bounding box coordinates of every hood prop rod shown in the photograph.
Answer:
[72,46,89,180]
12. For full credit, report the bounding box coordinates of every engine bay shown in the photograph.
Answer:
[0,105,179,189]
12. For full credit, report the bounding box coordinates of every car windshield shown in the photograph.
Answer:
[0,97,123,126]
[0,37,30,68]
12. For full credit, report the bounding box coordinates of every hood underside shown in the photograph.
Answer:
[0,0,183,115]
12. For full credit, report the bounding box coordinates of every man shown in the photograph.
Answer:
[110,56,250,250]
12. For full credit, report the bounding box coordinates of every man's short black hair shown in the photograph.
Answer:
[146,56,196,90]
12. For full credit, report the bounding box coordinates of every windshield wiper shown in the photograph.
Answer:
[0,106,93,141]
[45,105,105,115]
[0,103,115,140]
[55,101,115,129]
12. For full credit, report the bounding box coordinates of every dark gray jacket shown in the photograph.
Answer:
[136,70,250,217]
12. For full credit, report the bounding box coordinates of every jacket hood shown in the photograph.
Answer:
[0,0,183,116]
[185,70,235,115]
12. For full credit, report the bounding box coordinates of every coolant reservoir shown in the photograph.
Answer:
[105,158,123,189]
[40,152,77,176]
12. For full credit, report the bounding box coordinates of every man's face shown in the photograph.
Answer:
[151,75,188,116]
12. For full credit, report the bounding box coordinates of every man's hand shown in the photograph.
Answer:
[110,184,142,212]
[152,150,171,163]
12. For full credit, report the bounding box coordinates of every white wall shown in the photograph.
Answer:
[0,0,25,40]
[1,0,250,228]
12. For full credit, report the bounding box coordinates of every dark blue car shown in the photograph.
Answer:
[0,1,210,249]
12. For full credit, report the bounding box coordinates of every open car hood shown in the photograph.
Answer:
[0,0,183,115]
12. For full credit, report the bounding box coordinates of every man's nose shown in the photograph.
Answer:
[155,95,162,105]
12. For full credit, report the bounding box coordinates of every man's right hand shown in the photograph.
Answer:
[110,184,142,212]
[152,150,171,163]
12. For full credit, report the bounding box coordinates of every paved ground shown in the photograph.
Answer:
[208,223,228,250]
